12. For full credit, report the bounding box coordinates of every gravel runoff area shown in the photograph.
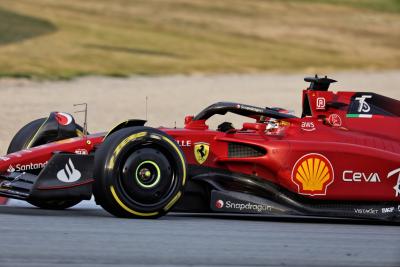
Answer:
[0,70,399,154]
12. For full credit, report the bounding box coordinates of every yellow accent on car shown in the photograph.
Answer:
[295,157,330,191]
[26,117,49,149]
[107,132,147,170]
[161,136,187,186]
[292,153,334,196]
[110,186,159,217]
[164,191,182,212]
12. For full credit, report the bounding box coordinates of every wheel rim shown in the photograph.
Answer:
[118,146,177,206]
[135,160,161,189]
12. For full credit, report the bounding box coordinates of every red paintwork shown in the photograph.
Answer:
[0,90,399,202]
[37,179,95,190]
[0,197,7,205]
[0,134,105,184]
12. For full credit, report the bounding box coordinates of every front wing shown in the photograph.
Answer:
[0,153,93,201]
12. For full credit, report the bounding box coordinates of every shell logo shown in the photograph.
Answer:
[291,153,334,196]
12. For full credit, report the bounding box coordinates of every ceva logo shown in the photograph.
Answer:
[342,171,381,183]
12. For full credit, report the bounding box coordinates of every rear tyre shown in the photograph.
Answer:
[93,127,187,218]
[7,118,82,209]
[7,118,46,154]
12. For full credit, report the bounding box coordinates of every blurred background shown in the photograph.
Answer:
[0,0,399,153]
[0,0,399,155]
[0,0,399,78]
[0,0,399,148]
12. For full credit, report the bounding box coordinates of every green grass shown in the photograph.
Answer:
[0,7,56,46]
[282,0,400,13]
[0,0,399,79]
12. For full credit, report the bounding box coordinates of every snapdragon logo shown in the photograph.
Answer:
[215,200,224,209]
[225,200,272,213]
[7,162,48,173]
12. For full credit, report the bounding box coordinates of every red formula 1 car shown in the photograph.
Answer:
[0,76,399,222]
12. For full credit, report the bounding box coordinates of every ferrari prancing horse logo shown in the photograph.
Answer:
[194,142,210,164]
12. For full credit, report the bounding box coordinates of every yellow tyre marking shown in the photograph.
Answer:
[108,132,185,216]
[107,132,147,170]
[110,186,159,217]
[161,136,187,186]
[164,191,182,212]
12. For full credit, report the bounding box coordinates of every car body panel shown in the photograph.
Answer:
[0,76,398,220]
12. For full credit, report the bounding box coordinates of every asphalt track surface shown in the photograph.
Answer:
[0,205,399,267]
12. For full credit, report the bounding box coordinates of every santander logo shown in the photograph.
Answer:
[57,158,81,183]
[7,165,15,173]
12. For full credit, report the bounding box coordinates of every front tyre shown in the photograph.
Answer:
[93,127,187,218]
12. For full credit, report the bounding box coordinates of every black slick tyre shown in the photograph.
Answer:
[93,127,187,218]
[7,118,46,154]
